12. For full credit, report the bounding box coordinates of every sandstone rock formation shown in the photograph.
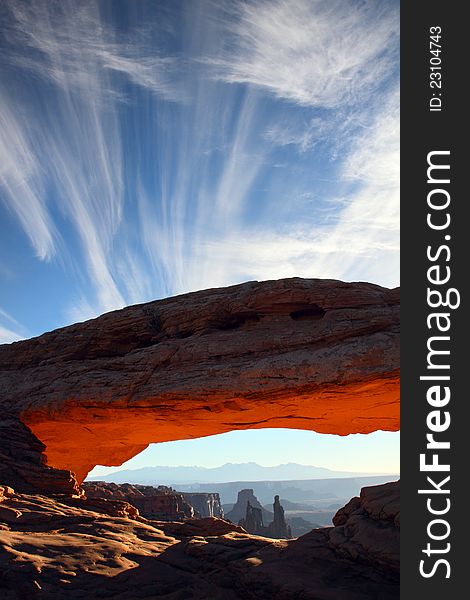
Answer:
[83,482,225,521]
[331,480,400,572]
[266,495,292,538]
[239,493,292,539]
[226,488,273,525]
[0,480,399,599]
[0,278,399,490]
[181,492,224,518]
[83,482,195,520]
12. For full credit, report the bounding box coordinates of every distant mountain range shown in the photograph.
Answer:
[87,462,396,485]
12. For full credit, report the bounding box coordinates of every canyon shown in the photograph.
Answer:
[0,278,400,598]
[83,482,196,520]
[0,480,399,599]
[239,493,292,539]
[227,488,274,525]
[82,482,224,520]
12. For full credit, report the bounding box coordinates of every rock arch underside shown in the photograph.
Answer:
[0,278,400,599]
[0,277,399,494]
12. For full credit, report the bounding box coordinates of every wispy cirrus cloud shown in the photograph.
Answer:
[264,118,326,153]
[307,88,400,284]
[210,0,398,108]
[135,83,269,297]
[0,307,28,343]
[0,325,24,344]
[0,0,399,336]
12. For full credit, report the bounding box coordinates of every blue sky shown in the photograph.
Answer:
[0,0,400,474]
[90,429,400,477]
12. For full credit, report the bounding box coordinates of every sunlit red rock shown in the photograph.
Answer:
[0,278,399,489]
[0,481,399,599]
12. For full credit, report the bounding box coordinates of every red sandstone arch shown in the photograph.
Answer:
[0,278,399,486]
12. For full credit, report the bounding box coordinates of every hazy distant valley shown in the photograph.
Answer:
[87,463,398,535]
[87,461,394,486]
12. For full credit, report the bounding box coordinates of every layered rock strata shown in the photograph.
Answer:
[0,278,399,489]
[239,493,292,539]
[83,482,195,520]
[0,481,399,599]
[226,488,273,525]
[181,492,224,518]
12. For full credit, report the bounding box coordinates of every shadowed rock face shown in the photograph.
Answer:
[82,482,196,520]
[0,278,399,489]
[0,414,80,495]
[181,492,224,518]
[239,494,292,539]
[227,488,273,525]
[0,481,399,599]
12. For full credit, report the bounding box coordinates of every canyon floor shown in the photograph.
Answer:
[0,481,399,600]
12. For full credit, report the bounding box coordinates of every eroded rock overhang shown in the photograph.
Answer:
[0,278,400,489]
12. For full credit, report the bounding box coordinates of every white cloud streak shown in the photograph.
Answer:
[264,118,325,153]
[158,0,400,292]
[1,0,184,319]
[182,87,399,291]
[0,0,399,335]
[0,325,25,344]
[0,95,57,260]
[211,0,399,108]
[13,0,127,314]
[8,1,184,103]
[177,0,400,290]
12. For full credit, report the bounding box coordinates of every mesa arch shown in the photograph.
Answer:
[0,278,399,493]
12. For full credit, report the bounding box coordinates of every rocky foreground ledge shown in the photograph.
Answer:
[0,480,399,599]
[0,278,400,597]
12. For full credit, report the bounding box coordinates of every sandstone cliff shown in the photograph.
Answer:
[82,482,225,521]
[0,278,399,491]
[83,482,195,520]
[181,492,224,518]
[238,492,292,539]
[226,488,273,524]
[0,480,399,599]
[0,278,400,597]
